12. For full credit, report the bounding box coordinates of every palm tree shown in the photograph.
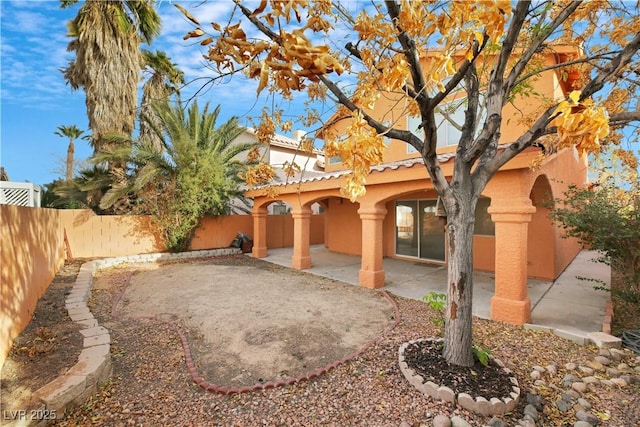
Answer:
[52,164,113,212]
[99,98,256,251]
[54,125,84,182]
[60,0,161,179]
[139,50,184,151]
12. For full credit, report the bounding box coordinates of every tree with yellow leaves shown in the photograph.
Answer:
[179,0,640,367]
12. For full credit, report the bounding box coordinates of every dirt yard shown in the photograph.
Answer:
[107,256,395,386]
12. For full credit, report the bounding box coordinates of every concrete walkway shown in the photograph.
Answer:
[259,246,610,340]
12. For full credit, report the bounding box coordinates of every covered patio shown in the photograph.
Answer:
[257,245,610,338]
[247,148,588,326]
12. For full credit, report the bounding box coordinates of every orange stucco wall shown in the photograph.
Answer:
[264,214,324,248]
[323,48,577,173]
[1,205,65,368]
[324,196,497,271]
[192,215,254,250]
[485,148,586,280]
[324,198,362,255]
[60,210,325,257]
[2,208,324,367]
[260,146,584,282]
[192,214,325,250]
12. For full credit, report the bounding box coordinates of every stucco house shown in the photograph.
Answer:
[246,46,586,325]
[233,128,325,214]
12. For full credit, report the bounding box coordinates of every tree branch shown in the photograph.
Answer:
[503,1,582,97]
[513,51,617,89]
[233,0,281,43]
[317,74,423,150]
[384,0,428,106]
[581,31,640,100]
[609,111,640,127]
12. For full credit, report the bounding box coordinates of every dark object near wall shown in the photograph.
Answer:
[230,232,253,253]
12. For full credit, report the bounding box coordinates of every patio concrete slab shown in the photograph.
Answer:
[529,250,610,337]
[259,246,610,337]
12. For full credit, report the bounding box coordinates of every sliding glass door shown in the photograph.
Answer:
[395,200,446,262]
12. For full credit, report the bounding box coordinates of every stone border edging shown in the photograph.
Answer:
[32,248,242,420]
[398,338,520,416]
[523,324,622,349]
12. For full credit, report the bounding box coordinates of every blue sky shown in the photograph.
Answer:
[1,0,326,186]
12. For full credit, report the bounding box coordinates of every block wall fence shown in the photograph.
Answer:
[1,206,325,367]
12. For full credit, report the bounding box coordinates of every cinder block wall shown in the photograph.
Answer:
[0,205,65,367]
[59,210,164,258]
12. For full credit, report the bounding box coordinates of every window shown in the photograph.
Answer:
[407,97,486,149]
[327,134,346,164]
[382,121,391,146]
[474,197,495,236]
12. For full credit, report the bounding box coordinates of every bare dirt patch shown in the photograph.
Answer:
[109,255,395,386]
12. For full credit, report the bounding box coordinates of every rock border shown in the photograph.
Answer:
[31,248,241,422]
[398,338,520,416]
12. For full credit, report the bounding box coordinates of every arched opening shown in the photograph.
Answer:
[528,175,556,280]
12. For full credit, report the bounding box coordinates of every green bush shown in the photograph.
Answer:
[550,181,640,305]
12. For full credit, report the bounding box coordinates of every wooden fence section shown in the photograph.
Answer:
[1,206,65,367]
[1,208,325,366]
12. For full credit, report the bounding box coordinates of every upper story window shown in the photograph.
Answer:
[326,134,347,165]
[407,97,486,152]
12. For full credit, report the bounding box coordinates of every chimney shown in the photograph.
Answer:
[293,130,306,142]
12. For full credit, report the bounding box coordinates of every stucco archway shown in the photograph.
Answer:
[528,174,556,280]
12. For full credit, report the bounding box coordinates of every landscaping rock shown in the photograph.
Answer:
[610,377,627,387]
[577,398,591,410]
[581,376,599,384]
[557,399,572,413]
[526,393,543,411]
[517,418,535,427]
[432,414,451,427]
[571,382,587,393]
[487,417,508,427]
[578,366,594,376]
[575,409,601,426]
[433,415,451,427]
[450,416,472,427]
[605,367,620,377]
[585,360,605,371]
[523,404,538,421]
[564,390,580,400]
[561,375,574,387]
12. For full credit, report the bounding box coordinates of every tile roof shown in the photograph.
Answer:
[265,151,457,188]
[244,128,324,155]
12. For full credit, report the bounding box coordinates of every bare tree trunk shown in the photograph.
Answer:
[66,140,75,182]
[443,203,476,367]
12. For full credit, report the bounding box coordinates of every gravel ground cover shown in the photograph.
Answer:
[3,256,639,426]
